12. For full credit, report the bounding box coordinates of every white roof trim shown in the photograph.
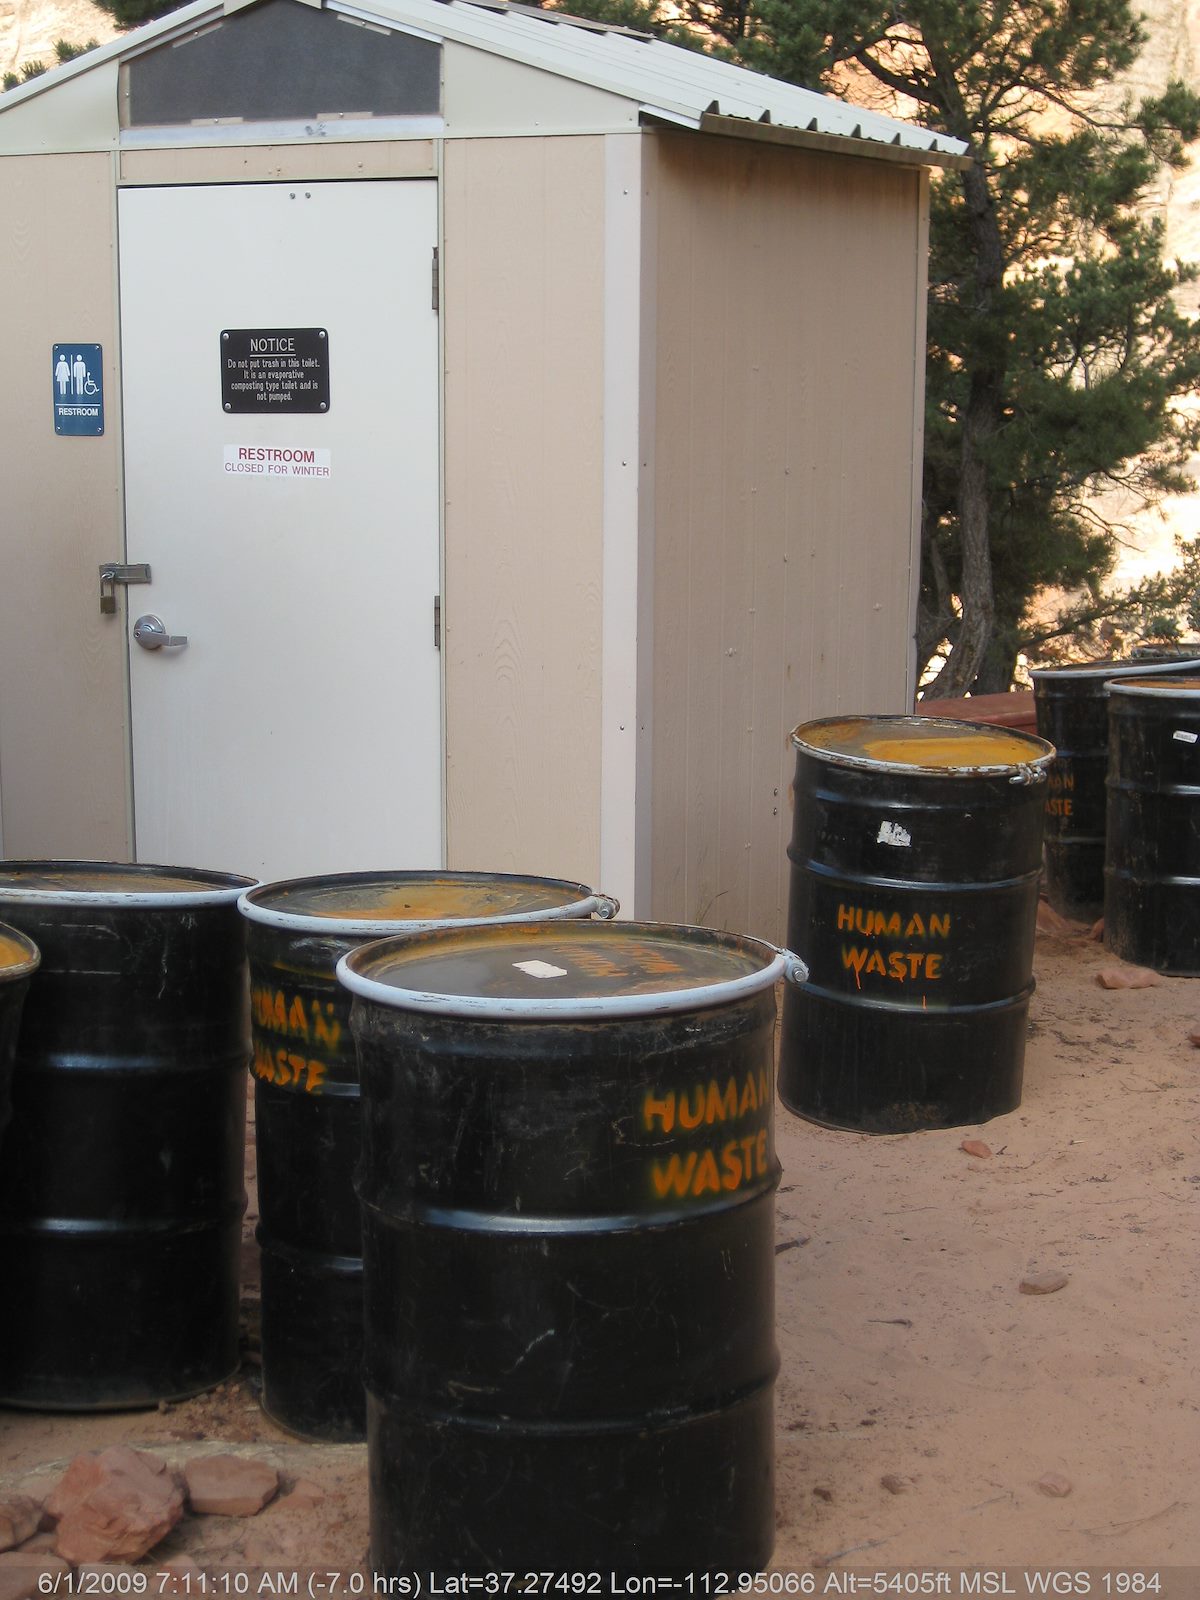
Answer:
[0,0,967,164]
[120,114,444,144]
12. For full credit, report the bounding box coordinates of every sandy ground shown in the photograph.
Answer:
[770,924,1199,1574]
[1,920,1197,1585]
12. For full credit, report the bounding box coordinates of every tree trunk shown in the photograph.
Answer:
[915,377,1000,698]
[914,108,1005,699]
[973,625,1020,694]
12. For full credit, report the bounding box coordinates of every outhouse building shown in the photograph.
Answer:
[0,0,966,942]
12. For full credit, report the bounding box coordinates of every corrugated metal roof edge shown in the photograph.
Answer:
[693,108,972,171]
[0,0,969,171]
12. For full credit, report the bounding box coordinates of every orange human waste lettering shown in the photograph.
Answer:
[250,984,341,1093]
[643,1068,773,1201]
[837,901,952,989]
[252,1038,327,1093]
[1046,769,1075,817]
[649,1131,770,1199]
[251,985,342,1049]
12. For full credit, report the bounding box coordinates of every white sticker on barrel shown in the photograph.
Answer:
[1173,730,1198,744]
[877,820,912,848]
[513,960,569,980]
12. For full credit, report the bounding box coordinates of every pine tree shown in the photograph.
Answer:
[745,0,1200,689]
[551,0,1200,690]
[91,0,187,28]
[3,38,99,91]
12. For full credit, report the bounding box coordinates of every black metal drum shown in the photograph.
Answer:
[779,717,1054,1132]
[1032,658,1200,919]
[1105,676,1200,974]
[338,919,802,1576]
[239,871,618,1441]
[0,862,253,1409]
[0,923,39,1143]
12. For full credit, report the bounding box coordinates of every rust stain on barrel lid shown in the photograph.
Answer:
[0,863,250,894]
[346,921,772,1002]
[794,716,1053,771]
[246,872,594,923]
[0,928,39,977]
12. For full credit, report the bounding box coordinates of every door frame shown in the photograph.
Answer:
[115,171,447,877]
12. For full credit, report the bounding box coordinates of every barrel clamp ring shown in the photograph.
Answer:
[780,949,809,985]
[1009,763,1047,786]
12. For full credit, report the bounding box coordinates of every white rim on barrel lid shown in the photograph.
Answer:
[336,919,808,1020]
[0,861,256,908]
[1106,676,1200,699]
[238,870,619,936]
[791,715,1055,776]
[1032,657,1200,682]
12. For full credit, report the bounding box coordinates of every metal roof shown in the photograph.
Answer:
[364,0,968,163]
[0,0,969,168]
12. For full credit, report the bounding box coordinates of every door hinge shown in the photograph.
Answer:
[431,246,440,313]
[433,594,442,649]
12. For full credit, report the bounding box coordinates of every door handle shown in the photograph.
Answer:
[133,614,188,651]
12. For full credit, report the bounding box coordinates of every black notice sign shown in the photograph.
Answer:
[221,328,330,414]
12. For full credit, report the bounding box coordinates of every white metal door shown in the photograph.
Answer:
[118,181,441,880]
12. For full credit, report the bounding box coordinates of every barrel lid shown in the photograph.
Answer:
[337,919,806,1020]
[0,861,256,907]
[1030,655,1200,683]
[791,716,1054,774]
[0,922,40,981]
[238,870,618,935]
[1106,675,1200,699]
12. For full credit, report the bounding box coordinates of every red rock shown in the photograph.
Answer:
[880,1473,912,1495]
[0,1553,71,1600]
[12,1538,57,1558]
[46,1447,184,1563]
[1037,1472,1073,1497]
[960,1138,992,1158]
[276,1480,325,1512]
[1019,1270,1070,1295]
[1188,1028,1200,1048]
[0,1502,40,1556]
[1089,919,1105,942]
[1097,965,1162,989]
[184,1457,279,1518]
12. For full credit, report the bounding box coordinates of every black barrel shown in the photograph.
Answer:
[0,861,254,1409]
[1105,676,1200,973]
[0,924,39,1143]
[338,919,802,1576]
[1032,657,1200,919]
[779,717,1054,1133]
[238,871,619,1442]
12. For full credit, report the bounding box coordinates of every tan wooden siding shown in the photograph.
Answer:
[118,141,437,186]
[442,136,606,885]
[0,153,131,857]
[646,130,926,943]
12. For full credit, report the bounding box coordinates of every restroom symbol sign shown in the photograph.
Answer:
[53,344,104,435]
